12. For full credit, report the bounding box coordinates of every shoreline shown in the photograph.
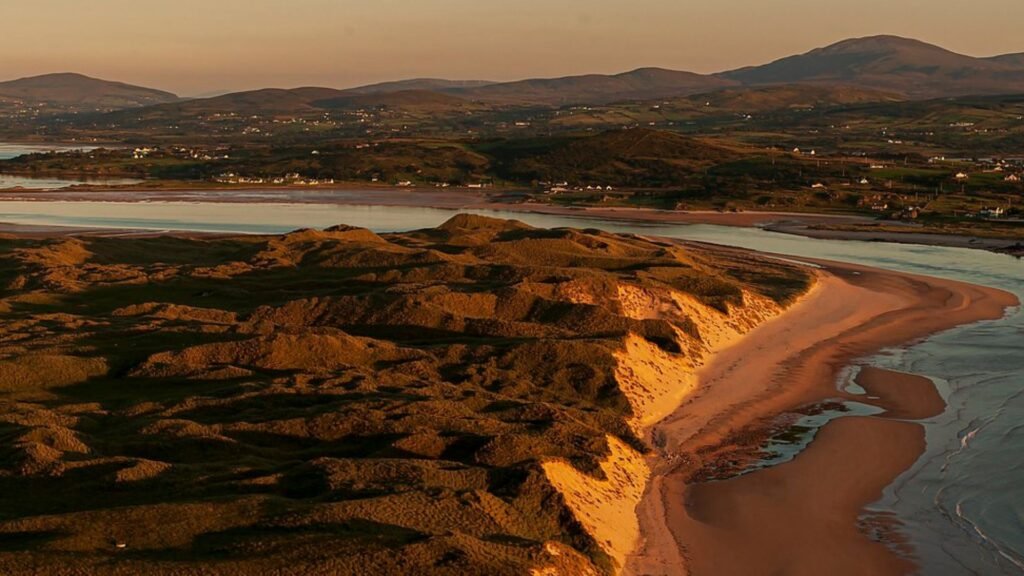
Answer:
[625,258,1019,575]
[0,186,1019,255]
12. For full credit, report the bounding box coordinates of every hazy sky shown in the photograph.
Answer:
[2,0,1023,95]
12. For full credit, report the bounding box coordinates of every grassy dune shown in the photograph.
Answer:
[0,215,810,575]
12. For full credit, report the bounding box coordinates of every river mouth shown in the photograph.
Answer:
[0,196,1020,573]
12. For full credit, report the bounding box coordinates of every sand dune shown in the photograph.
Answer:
[542,436,650,571]
[0,217,817,575]
[545,282,794,571]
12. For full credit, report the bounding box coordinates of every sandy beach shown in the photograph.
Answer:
[626,258,1019,575]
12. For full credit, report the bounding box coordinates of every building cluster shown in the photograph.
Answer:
[542,181,616,195]
[213,172,335,186]
[131,146,231,161]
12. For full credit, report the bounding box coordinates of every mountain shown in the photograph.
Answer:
[10,36,1024,127]
[0,73,178,111]
[449,68,738,105]
[720,35,1024,98]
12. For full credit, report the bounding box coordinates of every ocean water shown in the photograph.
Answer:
[0,199,1020,573]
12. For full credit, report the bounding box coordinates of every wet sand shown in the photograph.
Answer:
[771,223,1023,254]
[626,259,1019,576]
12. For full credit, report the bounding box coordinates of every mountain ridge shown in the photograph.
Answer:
[7,36,1024,117]
[441,67,738,104]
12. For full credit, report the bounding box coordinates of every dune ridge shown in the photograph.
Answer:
[541,282,794,572]
[0,216,815,575]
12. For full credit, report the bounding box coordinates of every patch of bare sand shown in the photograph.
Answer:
[542,436,650,572]
[614,285,785,434]
[855,366,946,420]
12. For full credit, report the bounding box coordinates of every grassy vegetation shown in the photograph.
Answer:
[0,217,811,575]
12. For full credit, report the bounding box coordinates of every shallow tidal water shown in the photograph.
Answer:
[0,199,1021,573]
[0,143,89,160]
[0,175,144,191]
[0,144,139,190]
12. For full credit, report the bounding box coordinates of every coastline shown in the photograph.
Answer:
[625,258,1019,575]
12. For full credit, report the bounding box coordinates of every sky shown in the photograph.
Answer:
[2,0,1024,96]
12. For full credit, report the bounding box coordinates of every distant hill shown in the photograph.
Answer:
[316,89,484,112]
[166,69,734,112]
[0,73,178,112]
[344,78,496,95]
[450,68,738,105]
[11,36,1024,130]
[720,36,1024,98]
[155,87,347,115]
[684,84,904,112]
[109,86,486,123]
